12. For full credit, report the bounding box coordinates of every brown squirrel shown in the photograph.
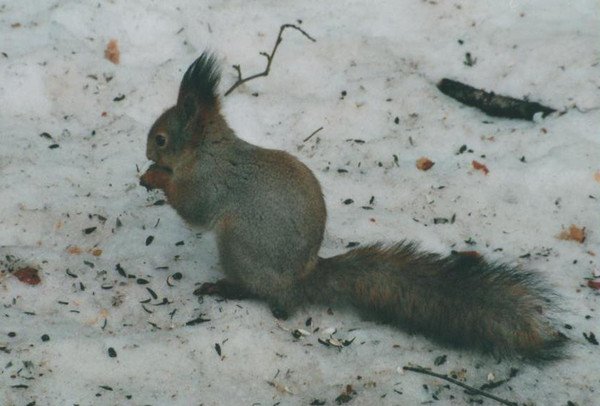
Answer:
[140,53,566,360]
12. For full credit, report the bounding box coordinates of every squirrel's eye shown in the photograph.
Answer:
[155,134,167,147]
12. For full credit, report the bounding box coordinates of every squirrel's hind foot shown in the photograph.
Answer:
[270,306,289,320]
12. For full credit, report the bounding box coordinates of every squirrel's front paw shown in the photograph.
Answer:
[140,164,171,191]
[194,282,221,296]
[194,279,251,300]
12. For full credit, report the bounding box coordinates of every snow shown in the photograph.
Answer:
[1,0,599,405]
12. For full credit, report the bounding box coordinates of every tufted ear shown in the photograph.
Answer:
[177,52,221,118]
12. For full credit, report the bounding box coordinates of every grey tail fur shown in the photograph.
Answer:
[305,242,567,360]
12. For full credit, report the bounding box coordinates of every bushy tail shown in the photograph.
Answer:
[305,242,566,360]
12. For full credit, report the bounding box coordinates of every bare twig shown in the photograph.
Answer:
[224,24,316,96]
[402,365,517,406]
[303,126,323,142]
[437,78,556,121]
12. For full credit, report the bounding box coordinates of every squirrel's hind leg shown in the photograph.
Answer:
[215,215,315,320]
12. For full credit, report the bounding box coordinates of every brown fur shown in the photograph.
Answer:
[140,53,566,361]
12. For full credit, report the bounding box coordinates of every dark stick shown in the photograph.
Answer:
[437,78,556,121]
[224,24,316,97]
[402,365,517,406]
[303,126,324,142]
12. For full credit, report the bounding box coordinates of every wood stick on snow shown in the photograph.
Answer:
[303,126,324,142]
[437,78,556,121]
[224,24,316,97]
[402,365,517,406]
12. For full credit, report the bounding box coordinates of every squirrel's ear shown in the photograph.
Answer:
[177,52,221,113]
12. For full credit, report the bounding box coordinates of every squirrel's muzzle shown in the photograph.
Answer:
[140,163,172,191]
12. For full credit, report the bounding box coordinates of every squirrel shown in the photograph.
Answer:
[140,53,567,360]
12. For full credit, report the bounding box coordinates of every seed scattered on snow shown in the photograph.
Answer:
[185,315,210,326]
[148,321,160,329]
[267,380,296,395]
[115,263,127,277]
[588,279,600,290]
[472,160,489,175]
[104,39,120,64]
[292,328,311,339]
[322,327,337,336]
[151,298,171,306]
[434,354,447,366]
[167,272,183,287]
[557,225,586,243]
[329,338,344,348]
[13,267,41,285]
[335,384,355,404]
[146,287,158,300]
[583,332,599,345]
[416,157,434,171]
[342,337,356,346]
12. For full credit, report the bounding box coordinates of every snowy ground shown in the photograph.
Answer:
[1,0,599,405]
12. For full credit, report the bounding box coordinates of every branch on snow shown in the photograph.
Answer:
[437,78,557,121]
[403,365,517,406]
[224,23,316,97]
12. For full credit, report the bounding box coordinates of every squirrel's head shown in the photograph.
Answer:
[146,52,222,170]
